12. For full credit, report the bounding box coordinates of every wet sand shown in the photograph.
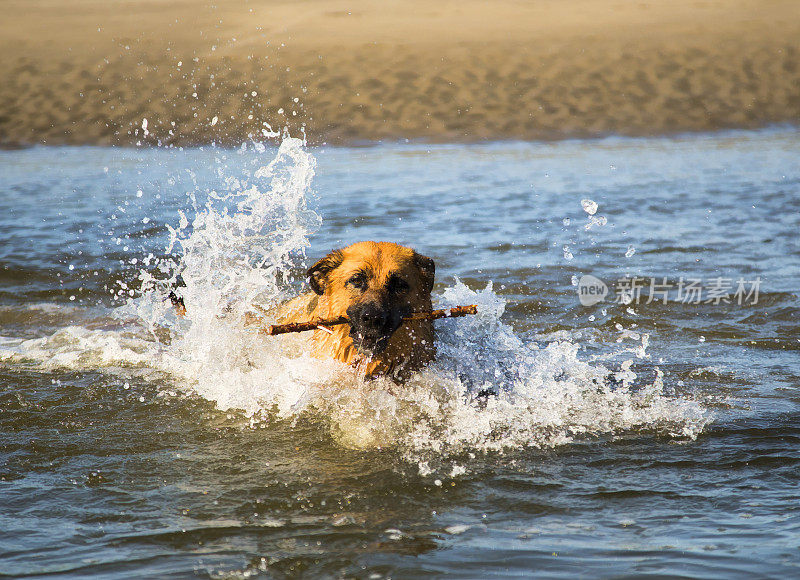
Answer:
[1,0,798,146]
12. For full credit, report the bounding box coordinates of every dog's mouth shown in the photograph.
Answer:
[349,330,392,356]
[346,303,406,357]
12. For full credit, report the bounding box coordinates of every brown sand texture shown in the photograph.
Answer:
[1,0,798,146]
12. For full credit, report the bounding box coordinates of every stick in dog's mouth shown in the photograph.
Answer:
[256,305,478,336]
[168,292,478,355]
[171,294,476,348]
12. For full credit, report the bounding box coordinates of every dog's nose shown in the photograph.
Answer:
[348,303,389,330]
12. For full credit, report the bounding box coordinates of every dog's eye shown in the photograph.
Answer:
[388,276,410,293]
[347,273,368,291]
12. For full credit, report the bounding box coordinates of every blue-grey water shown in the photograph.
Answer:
[1,128,799,578]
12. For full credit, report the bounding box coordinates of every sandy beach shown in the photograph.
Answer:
[1,0,798,146]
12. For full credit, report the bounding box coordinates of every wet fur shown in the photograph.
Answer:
[276,241,436,381]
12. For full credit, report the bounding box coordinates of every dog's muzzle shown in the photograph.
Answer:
[346,302,405,356]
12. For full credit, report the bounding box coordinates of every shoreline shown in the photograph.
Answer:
[3,123,798,152]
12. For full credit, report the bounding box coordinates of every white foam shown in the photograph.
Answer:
[0,137,711,468]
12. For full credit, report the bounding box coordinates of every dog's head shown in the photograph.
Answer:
[307,241,435,356]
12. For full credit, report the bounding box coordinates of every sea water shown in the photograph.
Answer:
[0,128,798,577]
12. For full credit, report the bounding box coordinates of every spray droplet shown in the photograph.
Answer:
[581,199,598,215]
[625,246,636,258]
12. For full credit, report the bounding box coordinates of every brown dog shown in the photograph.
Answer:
[274,241,436,381]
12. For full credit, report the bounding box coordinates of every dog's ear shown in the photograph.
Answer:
[307,249,344,295]
[413,251,435,295]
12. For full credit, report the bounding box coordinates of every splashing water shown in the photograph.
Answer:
[132,136,329,414]
[0,137,710,465]
[319,280,708,459]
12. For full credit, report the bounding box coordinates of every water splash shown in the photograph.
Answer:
[132,136,326,415]
[315,280,708,458]
[0,137,710,465]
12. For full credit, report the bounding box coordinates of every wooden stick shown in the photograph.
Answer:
[259,304,478,336]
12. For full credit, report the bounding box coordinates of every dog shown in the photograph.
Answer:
[271,241,436,381]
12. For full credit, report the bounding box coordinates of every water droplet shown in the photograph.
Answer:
[581,199,598,215]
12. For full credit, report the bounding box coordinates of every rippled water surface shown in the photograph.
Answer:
[1,129,799,578]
